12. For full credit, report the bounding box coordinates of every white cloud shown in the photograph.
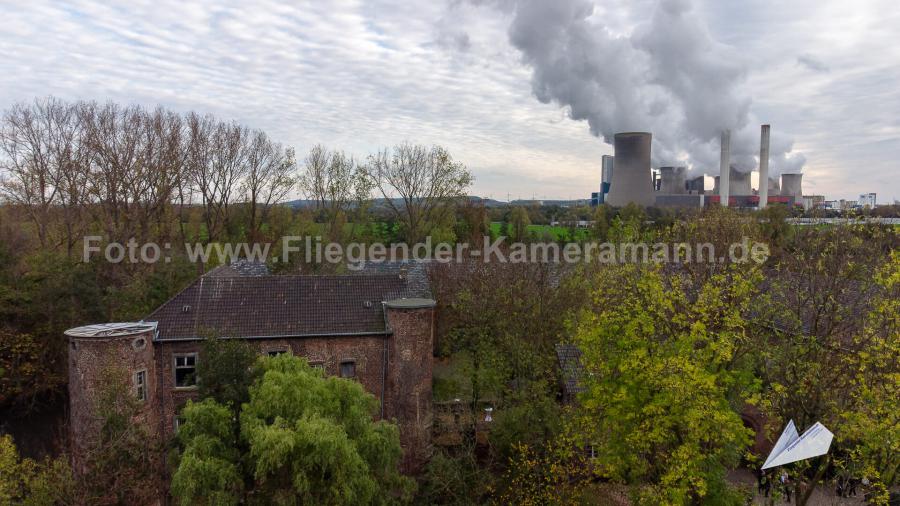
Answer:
[0,0,897,202]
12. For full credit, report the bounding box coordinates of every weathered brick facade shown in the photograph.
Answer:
[67,273,436,480]
[66,324,159,473]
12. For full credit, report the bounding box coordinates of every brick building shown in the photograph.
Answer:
[66,268,436,475]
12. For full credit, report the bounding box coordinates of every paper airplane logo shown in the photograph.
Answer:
[762,420,834,470]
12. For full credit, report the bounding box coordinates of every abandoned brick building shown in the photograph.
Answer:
[66,263,436,473]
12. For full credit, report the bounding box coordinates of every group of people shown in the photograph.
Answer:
[756,467,872,503]
[756,469,793,503]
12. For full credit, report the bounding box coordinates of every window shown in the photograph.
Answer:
[134,370,147,401]
[174,415,185,432]
[339,360,356,378]
[174,353,197,388]
[267,349,288,357]
[309,361,325,373]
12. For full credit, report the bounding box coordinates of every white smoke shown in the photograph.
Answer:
[499,0,805,176]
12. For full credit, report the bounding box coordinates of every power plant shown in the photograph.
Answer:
[597,124,805,208]
[605,132,655,207]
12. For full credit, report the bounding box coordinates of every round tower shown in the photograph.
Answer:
[66,322,158,471]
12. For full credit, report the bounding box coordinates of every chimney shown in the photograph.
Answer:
[719,130,731,207]
[759,125,771,209]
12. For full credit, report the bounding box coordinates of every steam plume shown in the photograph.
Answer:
[501,0,805,175]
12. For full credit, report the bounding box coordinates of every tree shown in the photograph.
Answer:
[366,143,472,243]
[196,336,259,415]
[298,145,372,242]
[172,354,414,505]
[241,130,296,240]
[508,206,530,242]
[0,434,75,505]
[573,264,761,504]
[592,204,610,241]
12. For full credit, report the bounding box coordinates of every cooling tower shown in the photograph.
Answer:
[729,166,752,196]
[759,125,770,209]
[659,166,675,194]
[719,130,731,206]
[659,166,687,194]
[781,173,803,201]
[673,167,686,194]
[768,177,780,194]
[607,132,654,207]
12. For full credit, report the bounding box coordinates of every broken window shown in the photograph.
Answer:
[134,370,147,401]
[174,353,197,388]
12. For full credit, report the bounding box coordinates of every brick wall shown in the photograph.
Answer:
[70,306,436,478]
[67,329,158,472]
[154,335,390,440]
[384,304,435,472]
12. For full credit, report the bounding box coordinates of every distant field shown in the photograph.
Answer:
[489,222,591,241]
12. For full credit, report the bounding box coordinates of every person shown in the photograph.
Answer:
[781,471,792,503]
[848,478,859,497]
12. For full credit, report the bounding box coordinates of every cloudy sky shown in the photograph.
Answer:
[1,0,898,202]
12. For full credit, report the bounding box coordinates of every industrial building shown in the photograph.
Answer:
[593,125,806,209]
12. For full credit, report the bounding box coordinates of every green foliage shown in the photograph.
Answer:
[573,264,760,504]
[171,399,244,506]
[173,354,414,505]
[0,434,75,506]
[196,336,260,413]
[0,329,64,412]
[488,381,562,463]
[415,446,491,506]
[81,366,163,505]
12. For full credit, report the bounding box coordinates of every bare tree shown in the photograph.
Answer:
[366,143,472,243]
[241,130,297,239]
[0,98,86,249]
[299,145,372,241]
[184,114,247,241]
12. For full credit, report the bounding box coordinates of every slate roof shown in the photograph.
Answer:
[147,274,419,341]
[204,259,271,278]
[351,260,432,298]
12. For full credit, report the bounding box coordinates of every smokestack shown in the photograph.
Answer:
[607,132,654,207]
[719,130,731,206]
[729,166,752,196]
[781,173,803,202]
[759,125,770,209]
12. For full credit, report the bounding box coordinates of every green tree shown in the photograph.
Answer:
[508,206,531,242]
[0,434,75,506]
[172,354,414,505]
[196,336,259,414]
[592,205,610,241]
[573,264,760,504]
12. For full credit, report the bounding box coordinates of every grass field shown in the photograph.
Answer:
[489,222,591,241]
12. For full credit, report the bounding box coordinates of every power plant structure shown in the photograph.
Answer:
[596,124,804,209]
[605,132,655,207]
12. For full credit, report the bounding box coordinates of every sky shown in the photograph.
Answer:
[1,0,898,203]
